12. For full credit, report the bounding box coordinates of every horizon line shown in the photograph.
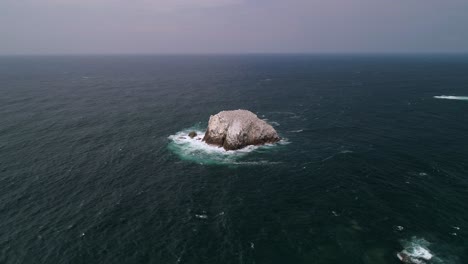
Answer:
[1,51,468,57]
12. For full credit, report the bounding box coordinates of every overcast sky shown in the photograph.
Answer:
[1,0,468,54]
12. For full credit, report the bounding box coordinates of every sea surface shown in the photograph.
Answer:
[1,54,467,264]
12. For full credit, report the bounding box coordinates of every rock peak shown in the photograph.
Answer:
[203,109,280,150]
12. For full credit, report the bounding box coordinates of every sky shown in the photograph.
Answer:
[1,0,468,54]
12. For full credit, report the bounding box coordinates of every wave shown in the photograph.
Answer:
[265,111,302,120]
[229,161,283,166]
[398,237,433,264]
[397,236,460,264]
[267,111,296,115]
[167,126,287,165]
[269,121,280,127]
[434,95,468,101]
[288,129,303,133]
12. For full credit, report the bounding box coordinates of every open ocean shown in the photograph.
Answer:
[1,55,467,264]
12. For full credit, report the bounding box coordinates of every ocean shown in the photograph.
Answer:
[0,54,467,264]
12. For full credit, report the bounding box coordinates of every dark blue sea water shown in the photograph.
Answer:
[1,55,467,264]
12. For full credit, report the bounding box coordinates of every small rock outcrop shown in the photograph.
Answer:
[203,109,280,150]
[188,131,197,138]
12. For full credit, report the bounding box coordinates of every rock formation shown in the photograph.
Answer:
[188,131,197,138]
[203,109,280,150]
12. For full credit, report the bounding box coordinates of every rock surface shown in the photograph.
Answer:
[203,109,280,150]
[188,131,197,138]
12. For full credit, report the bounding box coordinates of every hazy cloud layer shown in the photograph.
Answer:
[1,0,468,54]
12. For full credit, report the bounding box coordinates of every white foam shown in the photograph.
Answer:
[195,214,208,219]
[269,121,280,127]
[398,237,433,264]
[411,247,432,260]
[434,95,468,101]
[288,129,303,133]
[168,128,286,165]
[170,129,268,155]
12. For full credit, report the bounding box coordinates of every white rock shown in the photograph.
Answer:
[203,110,280,150]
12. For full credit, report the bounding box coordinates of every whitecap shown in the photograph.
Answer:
[434,95,468,101]
[288,129,303,133]
[195,214,208,219]
[397,237,433,264]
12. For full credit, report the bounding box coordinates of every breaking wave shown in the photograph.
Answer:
[434,95,468,101]
[397,236,458,264]
[167,126,287,165]
[398,237,433,264]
